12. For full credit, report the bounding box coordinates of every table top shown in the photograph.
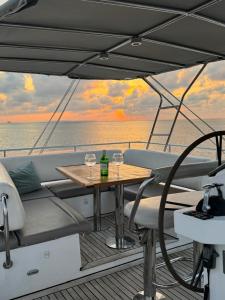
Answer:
[56,163,151,187]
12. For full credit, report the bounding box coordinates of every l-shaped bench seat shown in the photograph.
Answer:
[0,148,211,225]
[0,149,121,252]
[0,148,212,255]
[15,149,210,206]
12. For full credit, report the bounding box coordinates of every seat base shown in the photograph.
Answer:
[105,236,135,249]
[133,291,166,300]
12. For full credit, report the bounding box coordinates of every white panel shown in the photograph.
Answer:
[0,234,81,300]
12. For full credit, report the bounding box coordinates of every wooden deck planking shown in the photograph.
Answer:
[16,248,204,300]
[15,214,200,300]
[80,213,175,268]
[80,213,141,266]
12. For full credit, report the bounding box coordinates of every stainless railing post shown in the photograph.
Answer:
[1,193,13,269]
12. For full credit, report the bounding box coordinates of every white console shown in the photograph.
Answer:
[175,208,225,300]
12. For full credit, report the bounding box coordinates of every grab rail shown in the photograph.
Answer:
[1,193,13,269]
[0,140,221,157]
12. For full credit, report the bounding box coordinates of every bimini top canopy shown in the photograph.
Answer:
[0,0,225,79]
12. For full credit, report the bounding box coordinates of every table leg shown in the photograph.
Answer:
[106,183,135,249]
[93,186,101,232]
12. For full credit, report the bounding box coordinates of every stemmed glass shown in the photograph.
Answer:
[85,153,96,179]
[112,153,124,178]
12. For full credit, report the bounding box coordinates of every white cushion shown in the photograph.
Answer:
[124,197,175,229]
[124,149,209,170]
[124,149,210,190]
[124,191,201,229]
[0,162,25,231]
[124,149,180,169]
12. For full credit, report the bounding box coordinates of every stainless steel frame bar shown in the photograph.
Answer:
[134,229,165,300]
[143,65,220,151]
[93,186,101,231]
[150,74,221,132]
[162,64,207,151]
[145,82,163,149]
[106,183,135,249]
[143,229,157,300]
[1,193,13,269]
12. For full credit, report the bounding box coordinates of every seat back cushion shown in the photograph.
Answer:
[0,162,25,231]
[124,149,209,169]
[0,149,120,183]
[124,149,210,190]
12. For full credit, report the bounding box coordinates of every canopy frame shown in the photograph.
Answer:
[0,0,224,78]
[142,64,224,151]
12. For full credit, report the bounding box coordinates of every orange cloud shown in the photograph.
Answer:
[0,93,7,101]
[24,74,35,92]
[2,65,225,123]
[81,81,109,102]
[172,73,225,101]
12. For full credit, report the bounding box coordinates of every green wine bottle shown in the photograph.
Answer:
[100,150,109,177]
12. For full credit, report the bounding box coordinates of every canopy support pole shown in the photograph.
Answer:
[28,79,76,155]
[40,79,80,154]
[142,64,212,151]
[144,82,163,149]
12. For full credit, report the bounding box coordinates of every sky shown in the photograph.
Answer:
[0,60,225,123]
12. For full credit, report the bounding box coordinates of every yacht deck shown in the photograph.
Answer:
[16,248,202,300]
[15,213,200,300]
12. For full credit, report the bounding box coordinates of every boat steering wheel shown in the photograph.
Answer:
[158,130,225,293]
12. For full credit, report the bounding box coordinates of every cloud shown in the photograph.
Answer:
[0,60,225,122]
[24,74,35,93]
[0,93,7,102]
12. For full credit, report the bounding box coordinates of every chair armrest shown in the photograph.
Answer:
[128,175,160,230]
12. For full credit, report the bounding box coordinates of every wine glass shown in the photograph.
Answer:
[112,153,124,178]
[85,153,96,179]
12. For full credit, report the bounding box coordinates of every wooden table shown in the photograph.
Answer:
[57,163,151,249]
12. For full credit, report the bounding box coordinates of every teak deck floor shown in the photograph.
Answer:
[81,213,145,268]
[16,214,201,300]
[17,248,202,300]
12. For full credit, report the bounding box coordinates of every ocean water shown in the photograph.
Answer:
[0,119,225,157]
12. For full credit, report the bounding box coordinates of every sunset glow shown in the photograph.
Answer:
[0,60,225,123]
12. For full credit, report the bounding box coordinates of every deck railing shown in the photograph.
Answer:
[0,140,220,157]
